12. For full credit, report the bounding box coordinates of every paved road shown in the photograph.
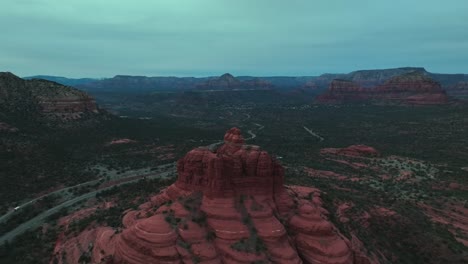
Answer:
[0,123,265,244]
[0,179,101,224]
[0,163,174,224]
[0,168,175,244]
[303,126,324,142]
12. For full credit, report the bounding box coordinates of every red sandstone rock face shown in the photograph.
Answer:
[320,145,380,158]
[316,72,449,105]
[38,96,98,114]
[53,129,374,264]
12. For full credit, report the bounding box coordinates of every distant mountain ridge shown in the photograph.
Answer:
[195,73,274,90]
[24,75,100,87]
[22,67,468,98]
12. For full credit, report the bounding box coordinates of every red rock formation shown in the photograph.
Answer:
[316,80,367,103]
[53,128,374,264]
[321,145,380,158]
[316,72,449,105]
[0,72,99,120]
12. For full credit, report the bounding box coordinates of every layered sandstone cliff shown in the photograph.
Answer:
[0,72,98,120]
[52,128,373,264]
[316,72,449,104]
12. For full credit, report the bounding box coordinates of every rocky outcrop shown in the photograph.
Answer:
[316,72,449,105]
[53,128,374,264]
[307,67,428,91]
[196,73,273,90]
[0,72,98,120]
[316,80,367,103]
[321,145,380,158]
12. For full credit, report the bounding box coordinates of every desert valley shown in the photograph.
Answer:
[1,67,468,263]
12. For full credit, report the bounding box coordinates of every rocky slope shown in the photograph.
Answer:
[316,72,449,104]
[52,128,374,264]
[445,81,468,99]
[0,72,98,120]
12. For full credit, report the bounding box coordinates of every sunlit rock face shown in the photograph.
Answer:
[54,128,373,264]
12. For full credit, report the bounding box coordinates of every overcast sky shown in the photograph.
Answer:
[1,0,467,77]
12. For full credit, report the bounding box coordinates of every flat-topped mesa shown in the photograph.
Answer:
[176,128,284,198]
[376,71,444,93]
[316,71,449,104]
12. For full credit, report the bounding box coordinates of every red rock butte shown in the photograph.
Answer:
[52,128,373,264]
[175,127,285,198]
[316,71,449,105]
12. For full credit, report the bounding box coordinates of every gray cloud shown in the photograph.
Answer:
[1,0,467,77]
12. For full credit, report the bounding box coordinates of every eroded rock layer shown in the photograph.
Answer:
[0,72,98,120]
[316,72,449,104]
[53,128,373,264]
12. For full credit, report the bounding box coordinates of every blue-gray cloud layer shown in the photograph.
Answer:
[1,0,467,77]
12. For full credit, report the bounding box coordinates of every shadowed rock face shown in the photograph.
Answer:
[53,128,374,264]
[175,127,284,199]
[0,72,98,120]
[316,72,449,105]
[446,81,468,98]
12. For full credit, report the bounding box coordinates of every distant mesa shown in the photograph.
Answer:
[52,128,373,264]
[316,71,450,105]
[196,73,274,90]
[0,72,99,121]
[304,67,428,91]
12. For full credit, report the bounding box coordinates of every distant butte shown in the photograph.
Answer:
[52,128,375,264]
[316,71,450,104]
